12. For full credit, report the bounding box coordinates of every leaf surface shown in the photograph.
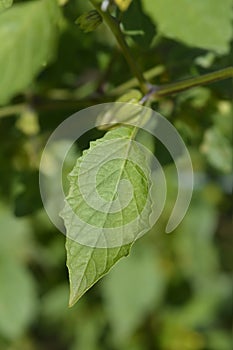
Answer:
[66,239,131,306]
[61,126,153,305]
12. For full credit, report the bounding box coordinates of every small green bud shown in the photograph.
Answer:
[16,108,40,136]
[95,89,152,131]
[75,10,103,33]
[116,89,143,103]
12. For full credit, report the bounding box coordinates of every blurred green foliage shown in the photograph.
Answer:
[0,0,232,349]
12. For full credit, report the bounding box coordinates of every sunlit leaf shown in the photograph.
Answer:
[61,126,153,305]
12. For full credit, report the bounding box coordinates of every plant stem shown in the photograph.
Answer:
[153,67,233,98]
[90,0,148,94]
[0,96,114,119]
[0,103,26,118]
[109,65,165,96]
[1,67,231,118]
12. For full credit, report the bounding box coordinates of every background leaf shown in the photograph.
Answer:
[0,205,37,340]
[0,0,13,13]
[121,0,156,48]
[142,0,233,53]
[101,242,166,342]
[0,259,38,339]
[201,127,232,173]
[0,0,60,105]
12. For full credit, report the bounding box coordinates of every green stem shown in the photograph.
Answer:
[0,97,114,119]
[109,65,165,96]
[154,67,233,98]
[0,103,26,118]
[90,0,148,94]
[1,67,231,119]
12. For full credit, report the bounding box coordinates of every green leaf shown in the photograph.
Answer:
[0,204,32,260]
[0,0,61,105]
[0,204,38,339]
[121,0,156,48]
[0,258,37,339]
[200,127,232,173]
[0,0,12,13]
[61,126,153,305]
[142,0,233,53]
[62,126,153,248]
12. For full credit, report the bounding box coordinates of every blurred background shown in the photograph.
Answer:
[0,1,232,349]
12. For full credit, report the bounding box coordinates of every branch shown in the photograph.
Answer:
[109,65,165,96]
[0,96,114,119]
[152,66,233,99]
[90,0,148,94]
[0,103,26,119]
